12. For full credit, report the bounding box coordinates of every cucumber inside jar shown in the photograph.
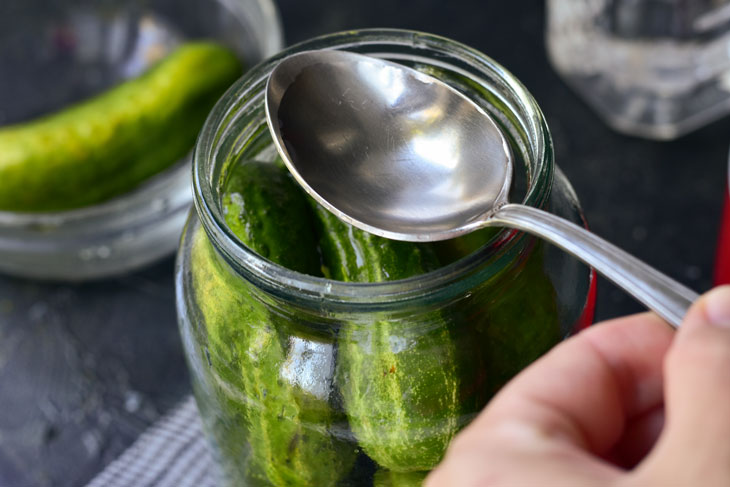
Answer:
[191,157,561,486]
[192,160,356,486]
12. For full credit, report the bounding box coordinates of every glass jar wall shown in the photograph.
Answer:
[176,29,596,486]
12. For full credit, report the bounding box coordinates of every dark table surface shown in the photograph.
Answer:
[2,2,728,486]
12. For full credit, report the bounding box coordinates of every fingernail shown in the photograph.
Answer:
[703,286,730,329]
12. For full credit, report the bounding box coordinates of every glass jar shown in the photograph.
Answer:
[176,29,596,486]
[0,0,283,280]
[547,0,730,140]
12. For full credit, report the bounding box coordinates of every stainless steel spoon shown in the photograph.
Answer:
[264,49,698,327]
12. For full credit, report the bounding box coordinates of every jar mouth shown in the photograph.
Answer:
[193,28,554,306]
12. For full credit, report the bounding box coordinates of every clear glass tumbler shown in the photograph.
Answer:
[547,0,730,139]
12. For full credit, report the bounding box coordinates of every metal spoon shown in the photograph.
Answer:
[264,49,698,327]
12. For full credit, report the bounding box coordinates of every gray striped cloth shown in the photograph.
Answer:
[85,395,220,487]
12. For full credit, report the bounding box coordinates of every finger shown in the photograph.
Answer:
[478,312,673,455]
[637,286,730,483]
[427,312,674,487]
[425,420,614,487]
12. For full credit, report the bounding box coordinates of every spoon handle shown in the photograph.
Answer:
[490,203,698,328]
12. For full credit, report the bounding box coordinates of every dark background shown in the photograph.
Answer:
[1,2,727,486]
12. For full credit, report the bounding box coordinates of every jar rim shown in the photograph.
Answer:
[193,28,554,306]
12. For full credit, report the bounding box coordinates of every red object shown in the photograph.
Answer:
[716,191,730,285]
[574,268,597,330]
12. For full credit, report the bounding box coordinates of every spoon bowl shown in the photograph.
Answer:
[265,49,698,327]
[266,50,513,241]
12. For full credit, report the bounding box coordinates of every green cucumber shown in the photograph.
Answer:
[478,245,562,397]
[190,230,268,484]
[191,160,355,486]
[373,469,428,487]
[222,160,321,274]
[312,204,463,472]
[431,227,500,266]
[0,41,242,211]
[313,203,440,281]
[437,231,562,397]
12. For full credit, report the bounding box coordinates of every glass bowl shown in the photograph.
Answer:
[0,0,283,280]
[176,29,596,486]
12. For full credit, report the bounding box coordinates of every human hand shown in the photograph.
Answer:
[426,286,730,487]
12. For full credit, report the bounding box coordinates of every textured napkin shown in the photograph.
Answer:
[85,396,219,487]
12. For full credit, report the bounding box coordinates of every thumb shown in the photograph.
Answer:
[639,285,730,484]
